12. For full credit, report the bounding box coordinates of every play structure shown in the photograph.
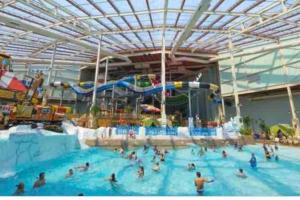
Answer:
[0,53,71,129]
[69,75,219,96]
[66,74,221,128]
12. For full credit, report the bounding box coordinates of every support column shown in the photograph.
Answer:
[278,48,300,136]
[42,43,56,106]
[161,31,167,127]
[103,57,109,110]
[188,89,192,118]
[221,97,226,117]
[228,33,240,118]
[46,43,57,85]
[91,36,102,108]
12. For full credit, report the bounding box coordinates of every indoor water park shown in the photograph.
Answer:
[0,0,300,198]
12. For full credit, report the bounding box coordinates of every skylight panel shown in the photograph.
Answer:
[184,0,201,10]
[137,14,151,27]
[124,15,139,28]
[114,0,132,12]
[168,0,182,9]
[130,0,147,11]
[216,0,238,12]
[149,0,164,10]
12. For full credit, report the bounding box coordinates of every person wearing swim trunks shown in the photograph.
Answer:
[194,172,213,195]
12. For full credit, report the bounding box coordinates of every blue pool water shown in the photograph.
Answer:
[1,144,300,196]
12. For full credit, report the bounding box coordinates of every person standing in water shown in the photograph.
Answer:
[152,162,160,172]
[33,172,46,188]
[107,173,118,186]
[194,172,214,195]
[249,153,257,168]
[222,150,227,158]
[14,182,25,195]
[138,166,144,179]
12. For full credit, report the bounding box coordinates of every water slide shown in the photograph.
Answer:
[69,76,219,97]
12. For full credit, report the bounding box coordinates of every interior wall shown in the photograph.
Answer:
[225,93,300,130]
[218,37,300,96]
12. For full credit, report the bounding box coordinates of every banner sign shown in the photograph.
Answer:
[190,127,217,136]
[145,127,178,136]
[116,126,139,135]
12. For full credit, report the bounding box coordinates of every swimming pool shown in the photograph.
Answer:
[1,144,300,196]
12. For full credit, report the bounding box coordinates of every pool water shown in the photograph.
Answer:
[1,144,300,196]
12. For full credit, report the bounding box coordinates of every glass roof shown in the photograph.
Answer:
[0,0,299,63]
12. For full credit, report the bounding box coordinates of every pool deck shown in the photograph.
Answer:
[85,136,255,149]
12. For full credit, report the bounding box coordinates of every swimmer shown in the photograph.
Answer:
[188,163,196,171]
[222,150,227,158]
[153,145,158,153]
[234,142,238,149]
[14,182,25,195]
[160,153,165,162]
[78,193,84,196]
[107,173,117,184]
[270,147,274,155]
[238,145,243,151]
[236,169,247,178]
[275,155,279,161]
[128,151,137,160]
[198,147,205,156]
[119,148,125,156]
[204,146,207,152]
[275,143,278,150]
[194,172,214,195]
[265,151,271,160]
[138,166,144,178]
[143,145,148,153]
[114,148,118,152]
[33,172,46,188]
[191,148,195,155]
[76,162,90,171]
[249,153,257,168]
[152,155,156,162]
[263,143,268,152]
[152,162,160,172]
[65,169,74,178]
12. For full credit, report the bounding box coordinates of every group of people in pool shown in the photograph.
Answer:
[14,141,282,196]
[263,142,279,161]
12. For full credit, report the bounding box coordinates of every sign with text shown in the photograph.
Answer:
[190,127,217,136]
[145,127,178,136]
[116,126,139,135]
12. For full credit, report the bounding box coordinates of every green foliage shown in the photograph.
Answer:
[240,115,253,135]
[240,126,252,135]
[90,105,100,117]
[124,105,133,113]
[258,119,271,139]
